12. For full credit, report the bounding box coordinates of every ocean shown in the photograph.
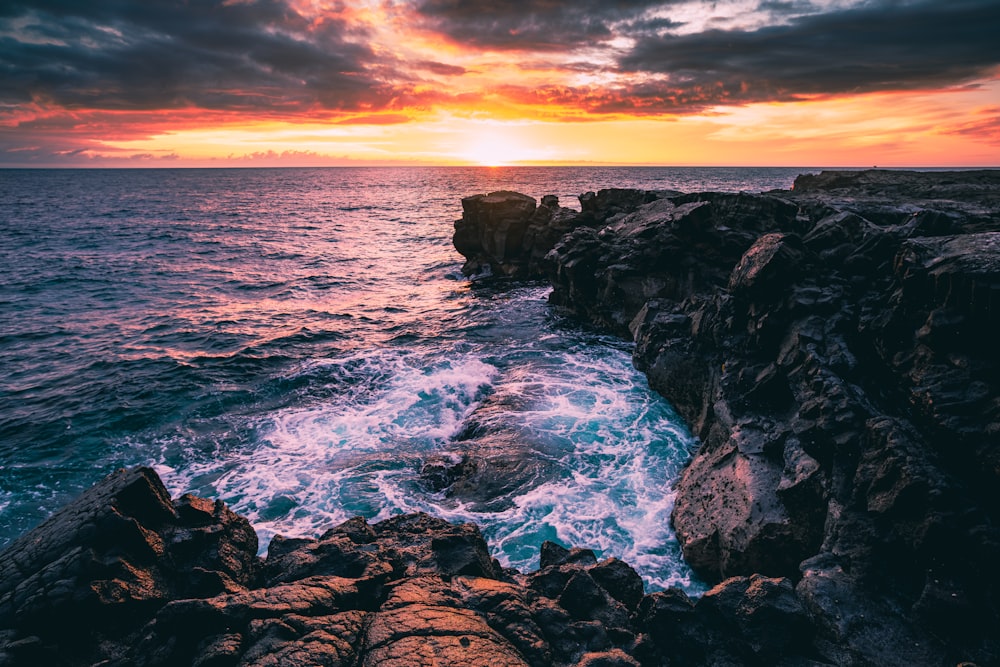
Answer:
[0,166,815,593]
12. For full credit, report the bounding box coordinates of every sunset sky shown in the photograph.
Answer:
[1,0,998,167]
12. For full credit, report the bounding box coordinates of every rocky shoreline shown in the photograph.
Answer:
[456,169,1000,665]
[0,467,809,666]
[2,170,998,666]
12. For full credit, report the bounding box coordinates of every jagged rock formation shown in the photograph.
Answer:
[453,192,588,278]
[545,170,1000,665]
[452,188,689,280]
[0,467,817,667]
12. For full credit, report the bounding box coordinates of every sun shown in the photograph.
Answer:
[461,133,532,166]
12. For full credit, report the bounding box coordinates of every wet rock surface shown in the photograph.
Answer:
[0,467,818,666]
[544,169,1000,665]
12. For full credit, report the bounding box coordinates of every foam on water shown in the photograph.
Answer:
[150,329,705,594]
[413,345,704,593]
[155,349,500,546]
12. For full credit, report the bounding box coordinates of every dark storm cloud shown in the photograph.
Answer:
[622,16,685,35]
[496,80,732,117]
[620,0,1000,102]
[0,0,395,112]
[754,0,818,17]
[411,0,669,51]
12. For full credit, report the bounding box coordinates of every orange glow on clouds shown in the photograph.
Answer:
[1,1,998,167]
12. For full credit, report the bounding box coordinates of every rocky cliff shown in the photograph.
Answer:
[453,192,582,278]
[540,170,1000,665]
[451,170,1000,664]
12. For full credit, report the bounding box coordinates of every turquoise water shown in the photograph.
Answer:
[0,166,813,592]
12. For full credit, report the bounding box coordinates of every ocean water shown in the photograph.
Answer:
[0,166,813,593]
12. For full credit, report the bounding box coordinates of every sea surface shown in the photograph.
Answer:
[0,166,816,593]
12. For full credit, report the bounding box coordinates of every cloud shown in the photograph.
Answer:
[2,0,999,165]
[493,81,718,117]
[0,0,399,113]
[410,0,668,51]
[415,60,467,76]
[619,0,1000,104]
[941,107,1000,145]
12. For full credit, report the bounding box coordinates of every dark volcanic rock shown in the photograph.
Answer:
[543,169,1000,665]
[453,191,581,278]
[0,467,257,666]
[547,192,803,336]
[419,448,557,513]
[787,169,1000,231]
[452,187,678,280]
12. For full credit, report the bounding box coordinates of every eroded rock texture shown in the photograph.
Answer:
[453,191,585,278]
[0,468,818,667]
[545,170,1000,665]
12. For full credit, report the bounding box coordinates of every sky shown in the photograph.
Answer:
[1,0,999,167]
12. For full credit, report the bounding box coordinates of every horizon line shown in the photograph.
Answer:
[2,164,998,170]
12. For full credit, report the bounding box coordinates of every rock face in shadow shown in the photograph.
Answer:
[0,467,820,667]
[544,170,1000,666]
[0,467,258,666]
[453,192,588,278]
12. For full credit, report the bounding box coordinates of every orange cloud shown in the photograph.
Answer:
[1,0,998,166]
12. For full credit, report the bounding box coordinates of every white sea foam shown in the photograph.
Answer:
[151,329,705,595]
[358,344,704,594]
[155,349,499,546]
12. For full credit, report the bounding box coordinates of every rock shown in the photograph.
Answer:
[572,648,641,667]
[362,578,529,667]
[3,467,677,666]
[0,467,257,665]
[373,513,501,580]
[0,471,537,667]
[453,190,536,277]
[452,576,552,665]
[670,419,818,580]
[577,188,675,226]
[588,559,644,611]
[547,192,802,336]
[419,449,557,513]
[540,169,1000,665]
[538,542,598,569]
[696,575,813,660]
[789,169,1000,230]
[453,191,580,278]
[261,520,394,588]
[795,554,950,667]
[727,232,810,298]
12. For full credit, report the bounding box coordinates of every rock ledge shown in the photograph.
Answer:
[0,467,813,667]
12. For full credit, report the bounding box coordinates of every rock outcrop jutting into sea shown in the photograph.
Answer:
[2,170,998,666]
[456,170,1000,665]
